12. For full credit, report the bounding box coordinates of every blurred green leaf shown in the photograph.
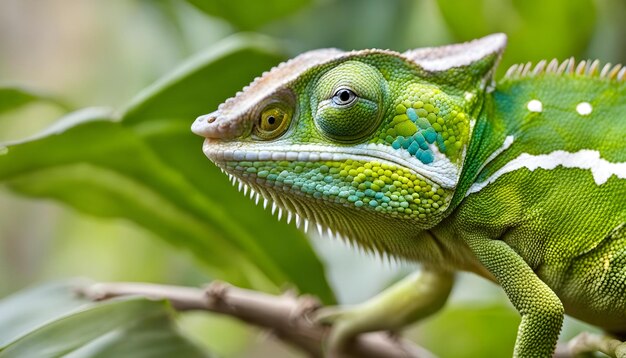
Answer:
[0,281,89,347]
[1,118,248,276]
[262,0,416,52]
[436,0,596,68]
[0,86,70,115]
[122,33,282,123]
[0,87,40,115]
[0,281,210,358]
[0,34,335,304]
[184,0,311,30]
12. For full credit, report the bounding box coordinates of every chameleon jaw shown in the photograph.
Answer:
[201,140,459,190]
[202,138,453,221]
[200,138,452,253]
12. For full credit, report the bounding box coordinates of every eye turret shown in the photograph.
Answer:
[313,61,387,142]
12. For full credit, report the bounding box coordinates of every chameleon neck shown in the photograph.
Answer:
[451,71,626,210]
[426,69,625,285]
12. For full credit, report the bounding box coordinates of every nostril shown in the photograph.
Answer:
[192,111,240,139]
[195,113,217,123]
[192,113,219,137]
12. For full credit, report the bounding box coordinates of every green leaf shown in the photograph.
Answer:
[0,281,89,347]
[0,85,70,115]
[184,0,311,30]
[436,0,596,68]
[0,34,335,304]
[123,33,283,123]
[0,282,210,358]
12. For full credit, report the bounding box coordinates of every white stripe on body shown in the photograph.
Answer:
[474,135,515,175]
[467,149,626,196]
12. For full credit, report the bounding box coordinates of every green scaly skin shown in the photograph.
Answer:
[192,34,626,357]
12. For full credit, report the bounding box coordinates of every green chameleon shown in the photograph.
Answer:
[192,34,626,357]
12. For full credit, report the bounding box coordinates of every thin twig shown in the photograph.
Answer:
[553,344,574,358]
[79,281,436,358]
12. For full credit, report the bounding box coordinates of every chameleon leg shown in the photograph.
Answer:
[465,236,564,357]
[316,267,453,356]
[566,332,626,358]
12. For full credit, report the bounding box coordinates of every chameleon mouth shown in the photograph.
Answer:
[201,139,458,189]
[201,138,452,253]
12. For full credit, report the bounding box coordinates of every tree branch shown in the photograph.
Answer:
[78,281,436,358]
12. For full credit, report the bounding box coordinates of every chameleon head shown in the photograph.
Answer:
[192,34,506,254]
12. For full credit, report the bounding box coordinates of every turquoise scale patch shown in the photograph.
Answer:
[401,137,412,149]
[421,150,434,164]
[387,107,449,165]
[407,107,418,122]
[436,133,446,152]
[424,128,437,143]
[413,132,426,146]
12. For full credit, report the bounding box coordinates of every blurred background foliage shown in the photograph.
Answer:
[0,0,623,357]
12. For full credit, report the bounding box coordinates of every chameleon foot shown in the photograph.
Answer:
[315,304,385,357]
[315,270,453,357]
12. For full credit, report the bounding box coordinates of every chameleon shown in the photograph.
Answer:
[191,33,626,357]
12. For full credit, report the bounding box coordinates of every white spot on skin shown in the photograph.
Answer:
[527,99,543,113]
[467,150,626,195]
[576,102,593,116]
[464,92,475,101]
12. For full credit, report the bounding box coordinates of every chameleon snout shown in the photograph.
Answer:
[192,111,247,140]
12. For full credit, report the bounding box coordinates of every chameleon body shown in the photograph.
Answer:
[192,34,626,357]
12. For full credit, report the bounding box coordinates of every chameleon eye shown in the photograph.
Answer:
[313,61,386,142]
[332,87,357,106]
[254,103,292,139]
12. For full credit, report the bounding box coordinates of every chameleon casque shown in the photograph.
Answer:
[192,34,626,357]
